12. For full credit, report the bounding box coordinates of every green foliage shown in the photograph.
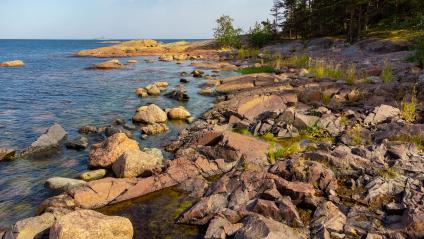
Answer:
[412,38,424,68]
[248,21,274,48]
[321,93,332,105]
[347,124,363,146]
[282,55,310,68]
[377,166,398,179]
[308,60,343,80]
[345,65,357,85]
[380,61,393,83]
[271,0,424,42]
[261,132,277,141]
[391,135,424,151]
[400,87,417,123]
[237,66,275,75]
[300,126,332,141]
[213,15,242,49]
[237,48,260,59]
[233,128,252,135]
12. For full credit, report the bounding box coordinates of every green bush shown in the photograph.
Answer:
[248,21,274,48]
[213,15,242,49]
[415,38,424,68]
[380,61,393,83]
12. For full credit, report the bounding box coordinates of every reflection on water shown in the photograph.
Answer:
[0,39,238,228]
[99,188,204,239]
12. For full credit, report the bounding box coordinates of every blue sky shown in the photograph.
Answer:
[0,0,273,39]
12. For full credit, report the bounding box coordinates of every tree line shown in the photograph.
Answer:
[271,0,424,42]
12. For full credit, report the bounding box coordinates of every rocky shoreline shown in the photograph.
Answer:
[2,37,424,239]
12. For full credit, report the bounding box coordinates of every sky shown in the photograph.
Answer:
[0,0,274,39]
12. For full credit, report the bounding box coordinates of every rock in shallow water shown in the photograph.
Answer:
[45,177,87,192]
[132,104,167,124]
[21,124,67,157]
[0,147,16,161]
[0,60,24,67]
[49,210,133,239]
[167,106,191,120]
[65,135,88,150]
[88,133,140,168]
[79,169,107,181]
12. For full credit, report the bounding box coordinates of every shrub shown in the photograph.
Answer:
[348,124,362,145]
[237,48,260,59]
[248,21,274,48]
[400,87,417,123]
[380,60,393,83]
[213,15,242,49]
[415,38,424,68]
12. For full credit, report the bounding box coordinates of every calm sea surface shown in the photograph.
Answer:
[0,39,237,236]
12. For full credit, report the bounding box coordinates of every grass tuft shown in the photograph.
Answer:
[236,65,275,74]
[400,87,417,123]
[380,60,393,83]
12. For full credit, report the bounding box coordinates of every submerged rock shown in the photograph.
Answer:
[164,85,190,101]
[127,59,138,64]
[22,124,67,157]
[49,210,133,239]
[0,147,16,161]
[45,177,87,192]
[132,104,167,124]
[88,133,140,168]
[135,87,148,98]
[65,135,88,150]
[112,149,163,178]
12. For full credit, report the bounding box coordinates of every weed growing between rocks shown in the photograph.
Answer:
[347,124,363,146]
[390,135,424,150]
[377,166,399,179]
[400,86,417,123]
[345,65,357,84]
[380,60,393,83]
[237,48,260,59]
[407,37,424,68]
[308,60,343,80]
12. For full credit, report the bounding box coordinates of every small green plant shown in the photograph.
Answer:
[339,113,349,126]
[268,142,276,164]
[233,128,252,135]
[286,55,310,68]
[237,48,260,59]
[347,124,362,145]
[408,38,424,68]
[261,132,277,141]
[377,166,398,179]
[345,65,357,85]
[390,135,424,151]
[301,126,332,141]
[236,66,275,74]
[322,92,332,105]
[400,87,417,123]
[380,60,393,83]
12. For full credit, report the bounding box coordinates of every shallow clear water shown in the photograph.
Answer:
[0,40,237,229]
